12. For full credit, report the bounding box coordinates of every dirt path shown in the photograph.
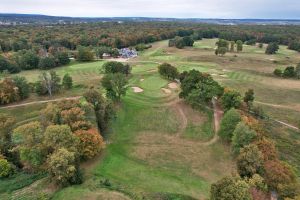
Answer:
[0,96,82,109]
[255,101,300,112]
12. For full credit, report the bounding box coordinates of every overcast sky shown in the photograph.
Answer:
[1,0,300,19]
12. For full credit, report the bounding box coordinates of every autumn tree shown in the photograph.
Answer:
[0,78,20,105]
[232,122,257,155]
[218,108,241,142]
[12,121,45,170]
[210,176,251,200]
[61,107,91,132]
[47,148,81,186]
[43,125,79,153]
[264,160,298,199]
[255,138,278,161]
[237,144,264,178]
[75,128,105,160]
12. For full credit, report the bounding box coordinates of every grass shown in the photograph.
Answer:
[2,38,300,199]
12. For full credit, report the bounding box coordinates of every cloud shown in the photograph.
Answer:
[0,0,300,19]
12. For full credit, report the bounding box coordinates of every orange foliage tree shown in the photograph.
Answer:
[75,128,105,160]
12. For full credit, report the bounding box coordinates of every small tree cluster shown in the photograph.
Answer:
[169,36,194,49]
[273,65,300,79]
[179,70,224,107]
[0,77,29,105]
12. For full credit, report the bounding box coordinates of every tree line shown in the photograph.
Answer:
[158,63,299,199]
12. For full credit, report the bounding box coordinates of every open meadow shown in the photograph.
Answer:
[1,38,300,199]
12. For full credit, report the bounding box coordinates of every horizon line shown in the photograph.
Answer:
[1,13,300,21]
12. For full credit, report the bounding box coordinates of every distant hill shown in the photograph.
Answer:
[1,13,300,25]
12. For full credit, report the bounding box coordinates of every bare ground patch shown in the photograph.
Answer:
[161,88,172,94]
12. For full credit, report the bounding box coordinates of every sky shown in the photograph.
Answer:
[1,0,300,19]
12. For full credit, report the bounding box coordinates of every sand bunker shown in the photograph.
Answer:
[140,79,145,82]
[132,87,144,93]
[219,74,228,78]
[161,88,172,94]
[168,82,179,89]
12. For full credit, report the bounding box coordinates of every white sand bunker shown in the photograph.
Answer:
[219,74,228,77]
[132,87,144,93]
[168,82,179,89]
[140,79,144,82]
[161,88,172,94]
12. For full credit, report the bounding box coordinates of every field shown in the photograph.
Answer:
[1,38,300,199]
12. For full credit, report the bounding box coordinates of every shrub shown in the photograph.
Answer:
[0,158,13,177]
[221,89,242,111]
[273,68,283,77]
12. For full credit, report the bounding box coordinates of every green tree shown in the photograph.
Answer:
[216,47,227,56]
[237,144,264,178]
[38,56,57,70]
[265,43,279,54]
[62,73,73,89]
[12,76,30,100]
[232,122,257,155]
[216,39,229,49]
[83,89,115,132]
[38,71,61,96]
[210,176,251,200]
[236,40,243,52]
[218,108,241,142]
[77,46,94,61]
[55,51,70,65]
[12,121,45,169]
[95,46,111,59]
[158,63,179,80]
[179,70,223,106]
[16,50,39,70]
[102,61,131,76]
[101,73,128,101]
[0,56,20,73]
[43,125,79,153]
[243,89,255,108]
[283,66,296,78]
[47,148,80,186]
[0,114,15,157]
[221,89,242,111]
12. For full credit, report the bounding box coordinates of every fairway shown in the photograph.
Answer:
[2,38,300,200]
